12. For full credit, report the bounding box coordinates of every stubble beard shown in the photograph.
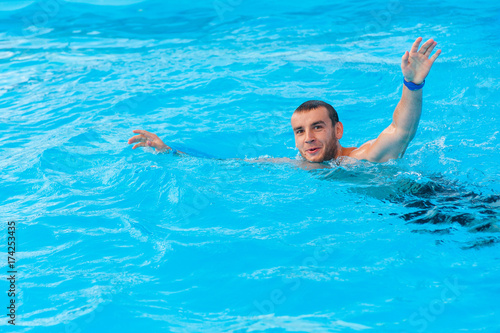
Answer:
[302,137,339,163]
[321,138,338,162]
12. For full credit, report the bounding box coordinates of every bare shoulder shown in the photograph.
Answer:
[347,140,375,160]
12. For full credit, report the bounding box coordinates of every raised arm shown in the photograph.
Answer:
[349,37,441,162]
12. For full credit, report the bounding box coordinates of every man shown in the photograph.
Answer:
[129,37,441,163]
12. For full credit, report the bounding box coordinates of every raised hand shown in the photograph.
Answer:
[128,129,171,152]
[402,37,441,85]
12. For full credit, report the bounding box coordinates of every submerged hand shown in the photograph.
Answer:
[401,37,441,85]
[128,129,171,152]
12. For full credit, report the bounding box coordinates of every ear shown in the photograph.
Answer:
[334,122,344,139]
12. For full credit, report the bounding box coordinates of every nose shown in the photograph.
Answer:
[305,129,316,143]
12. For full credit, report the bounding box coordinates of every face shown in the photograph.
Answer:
[291,107,342,163]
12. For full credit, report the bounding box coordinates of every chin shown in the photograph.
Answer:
[305,154,325,163]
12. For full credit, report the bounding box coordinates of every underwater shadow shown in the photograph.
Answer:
[310,161,500,249]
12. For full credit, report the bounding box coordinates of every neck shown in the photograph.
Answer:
[335,143,345,158]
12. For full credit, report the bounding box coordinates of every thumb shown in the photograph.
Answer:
[402,51,409,64]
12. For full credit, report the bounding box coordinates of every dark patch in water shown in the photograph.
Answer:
[472,223,492,232]
[483,195,500,204]
[461,237,500,250]
[404,200,434,209]
[411,228,454,235]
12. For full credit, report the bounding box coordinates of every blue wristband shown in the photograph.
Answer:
[403,78,425,90]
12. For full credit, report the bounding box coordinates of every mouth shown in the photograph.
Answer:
[306,147,321,155]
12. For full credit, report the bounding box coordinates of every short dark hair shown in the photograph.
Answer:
[294,100,339,125]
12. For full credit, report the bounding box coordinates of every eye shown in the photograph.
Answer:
[295,130,304,134]
[314,125,323,130]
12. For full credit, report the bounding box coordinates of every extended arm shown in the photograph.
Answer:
[349,37,441,162]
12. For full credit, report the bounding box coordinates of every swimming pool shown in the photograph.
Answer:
[1,0,499,331]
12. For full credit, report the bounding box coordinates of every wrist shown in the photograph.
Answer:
[405,79,422,84]
[163,145,177,154]
[403,78,425,91]
[155,143,170,153]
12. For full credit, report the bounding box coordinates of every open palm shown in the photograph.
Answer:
[402,37,441,85]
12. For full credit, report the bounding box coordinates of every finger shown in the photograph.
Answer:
[424,41,437,56]
[410,37,422,53]
[132,129,151,136]
[401,50,409,65]
[132,142,147,149]
[128,134,146,144]
[133,129,158,142]
[419,38,434,54]
[429,49,442,62]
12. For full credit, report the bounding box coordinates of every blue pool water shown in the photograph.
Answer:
[1,0,499,332]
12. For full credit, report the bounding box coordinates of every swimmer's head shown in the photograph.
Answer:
[291,100,343,163]
[295,100,339,126]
